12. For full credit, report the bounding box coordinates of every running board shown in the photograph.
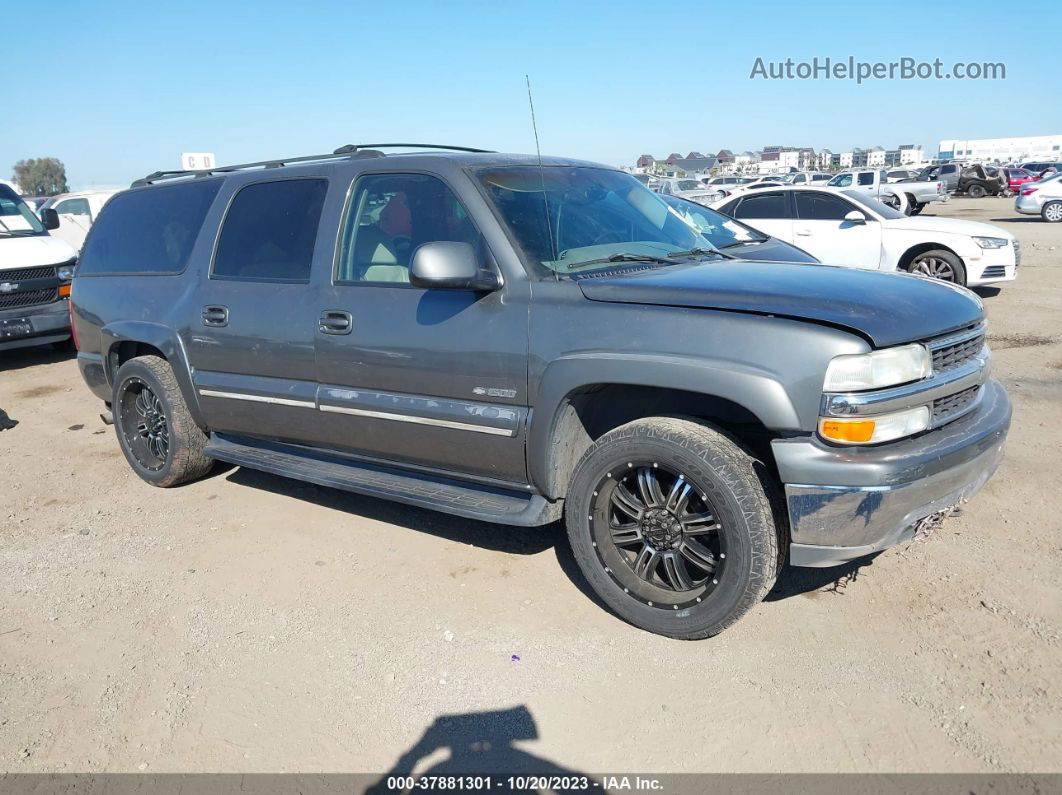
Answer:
[203,434,560,527]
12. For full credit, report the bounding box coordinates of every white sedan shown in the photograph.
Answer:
[1015,172,1062,222]
[710,186,1017,287]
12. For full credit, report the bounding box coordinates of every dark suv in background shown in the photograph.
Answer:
[71,145,1010,638]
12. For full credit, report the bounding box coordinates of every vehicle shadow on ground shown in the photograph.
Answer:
[0,345,75,373]
[365,705,598,789]
[972,286,1001,298]
[988,217,1042,223]
[766,554,877,601]
[224,467,610,610]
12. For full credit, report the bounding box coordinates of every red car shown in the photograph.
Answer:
[1004,168,1038,195]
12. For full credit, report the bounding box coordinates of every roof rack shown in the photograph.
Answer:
[131,143,496,187]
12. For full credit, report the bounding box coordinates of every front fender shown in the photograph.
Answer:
[100,320,205,427]
[527,352,802,495]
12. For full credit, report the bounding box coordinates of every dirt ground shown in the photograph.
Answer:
[1,197,1059,775]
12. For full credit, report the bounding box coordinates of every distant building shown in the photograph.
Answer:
[899,144,923,165]
[938,134,1062,163]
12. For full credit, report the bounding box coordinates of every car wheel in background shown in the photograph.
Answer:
[881,193,901,210]
[908,249,967,286]
[112,355,214,487]
[967,184,987,199]
[910,202,925,215]
[564,417,783,639]
[1042,201,1062,223]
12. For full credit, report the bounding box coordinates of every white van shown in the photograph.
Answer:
[0,184,79,351]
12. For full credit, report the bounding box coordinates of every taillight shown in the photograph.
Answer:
[1022,187,1038,196]
[68,298,79,350]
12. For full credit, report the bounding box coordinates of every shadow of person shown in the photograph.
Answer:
[0,408,17,431]
[366,706,599,794]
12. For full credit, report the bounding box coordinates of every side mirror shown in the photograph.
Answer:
[843,210,867,224]
[409,241,500,291]
[41,208,60,230]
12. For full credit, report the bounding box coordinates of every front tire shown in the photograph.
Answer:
[112,355,213,487]
[908,249,967,286]
[1042,200,1062,223]
[564,417,782,639]
[910,202,925,215]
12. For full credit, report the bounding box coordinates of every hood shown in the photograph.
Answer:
[577,261,983,348]
[881,215,1014,240]
[0,235,77,270]
[725,238,819,264]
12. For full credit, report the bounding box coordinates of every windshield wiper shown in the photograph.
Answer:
[565,253,680,271]
[717,240,766,249]
[666,246,733,260]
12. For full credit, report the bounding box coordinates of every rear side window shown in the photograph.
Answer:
[212,179,327,282]
[858,172,875,186]
[733,192,787,219]
[795,192,855,220]
[78,180,222,275]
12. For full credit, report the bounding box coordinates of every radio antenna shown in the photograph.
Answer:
[525,75,558,268]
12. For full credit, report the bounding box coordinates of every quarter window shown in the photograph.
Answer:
[78,180,222,275]
[212,179,327,282]
[733,192,787,220]
[858,172,874,186]
[336,173,481,284]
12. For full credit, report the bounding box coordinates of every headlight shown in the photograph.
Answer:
[823,344,932,392]
[57,262,76,281]
[973,236,1008,249]
[819,406,931,445]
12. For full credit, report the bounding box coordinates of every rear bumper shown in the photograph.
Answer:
[773,379,1011,567]
[0,300,70,351]
[1014,194,1042,214]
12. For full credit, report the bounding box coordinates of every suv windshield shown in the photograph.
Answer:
[676,180,701,191]
[0,184,46,236]
[476,166,712,275]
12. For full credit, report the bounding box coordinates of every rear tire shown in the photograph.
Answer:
[967,184,987,199]
[564,417,782,639]
[908,249,967,286]
[112,355,213,487]
[1042,201,1062,223]
[910,202,925,215]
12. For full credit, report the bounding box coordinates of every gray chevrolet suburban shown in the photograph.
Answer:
[71,145,1011,638]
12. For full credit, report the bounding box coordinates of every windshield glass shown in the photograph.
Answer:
[841,189,906,220]
[476,166,712,275]
[0,184,46,235]
[660,195,768,246]
[676,180,701,191]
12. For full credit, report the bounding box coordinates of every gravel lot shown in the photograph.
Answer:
[1,197,1059,775]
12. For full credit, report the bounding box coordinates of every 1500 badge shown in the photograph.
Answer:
[473,387,517,398]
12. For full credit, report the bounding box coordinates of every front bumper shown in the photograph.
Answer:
[0,300,70,351]
[773,379,1010,567]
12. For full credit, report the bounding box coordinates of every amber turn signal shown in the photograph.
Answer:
[58,284,71,298]
[819,418,876,443]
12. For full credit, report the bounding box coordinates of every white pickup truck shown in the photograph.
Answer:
[826,169,948,215]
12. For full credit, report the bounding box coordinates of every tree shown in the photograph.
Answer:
[12,158,68,196]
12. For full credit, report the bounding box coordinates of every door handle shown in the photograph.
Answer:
[319,310,353,335]
[201,305,229,327]
[795,229,811,236]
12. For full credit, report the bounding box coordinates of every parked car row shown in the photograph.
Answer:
[57,145,1010,640]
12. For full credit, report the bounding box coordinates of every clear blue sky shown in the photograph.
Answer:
[4,0,1058,189]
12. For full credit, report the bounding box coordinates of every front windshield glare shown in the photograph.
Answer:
[841,189,906,220]
[476,167,710,274]
[0,185,46,235]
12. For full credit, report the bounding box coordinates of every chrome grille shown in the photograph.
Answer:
[1014,239,1021,266]
[931,328,985,373]
[0,287,58,310]
[0,265,57,281]
[932,385,980,425]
